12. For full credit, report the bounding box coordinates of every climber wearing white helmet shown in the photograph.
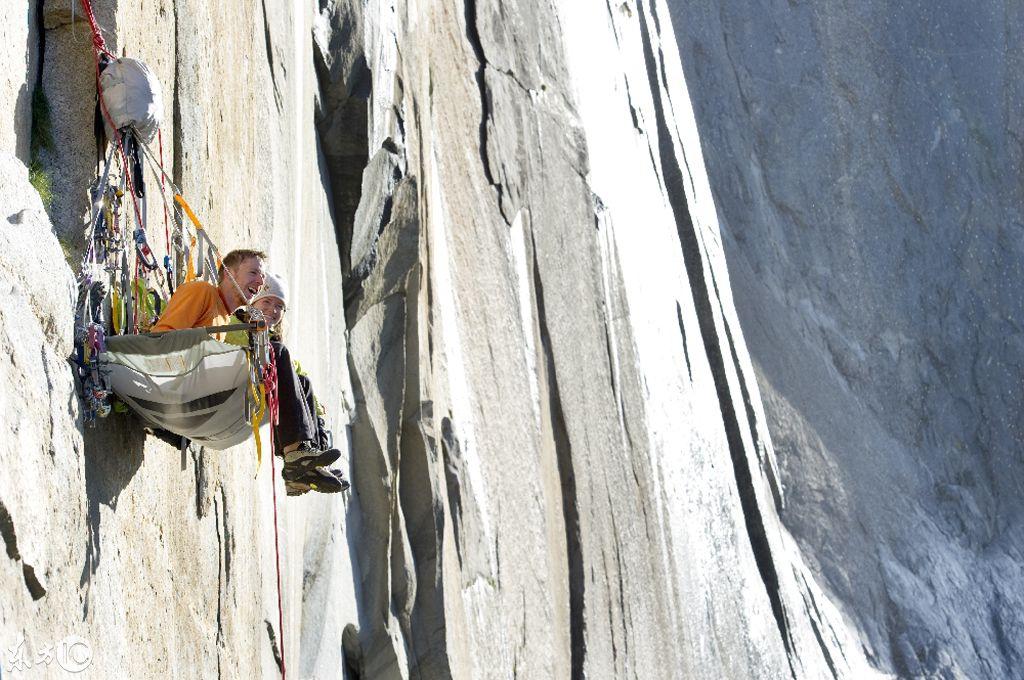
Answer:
[251,273,350,496]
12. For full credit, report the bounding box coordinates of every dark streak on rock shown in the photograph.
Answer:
[530,229,586,679]
[795,569,841,678]
[171,0,183,193]
[0,500,21,560]
[260,0,283,113]
[22,564,47,600]
[710,268,783,511]
[675,301,692,381]
[1,501,47,600]
[440,417,465,568]
[191,446,207,519]
[463,0,508,223]
[214,492,224,652]
[625,80,642,134]
[657,46,697,201]
[266,619,284,674]
[220,484,232,584]
[602,319,619,408]
[610,513,629,660]
[636,1,796,676]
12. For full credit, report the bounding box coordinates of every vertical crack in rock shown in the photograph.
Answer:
[711,274,784,512]
[795,569,841,678]
[397,262,453,678]
[265,619,284,674]
[0,500,47,600]
[440,417,466,568]
[462,0,506,216]
[192,446,208,519]
[171,0,183,191]
[32,0,46,163]
[39,345,58,458]
[259,0,283,112]
[219,484,232,584]
[610,512,629,663]
[213,491,225,652]
[530,231,587,679]
[635,1,796,675]
[675,301,693,381]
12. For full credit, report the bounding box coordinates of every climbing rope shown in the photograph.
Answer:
[257,331,287,678]
[75,0,114,58]
[270,451,287,680]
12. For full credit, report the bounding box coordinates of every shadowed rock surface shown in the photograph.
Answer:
[668,1,1024,677]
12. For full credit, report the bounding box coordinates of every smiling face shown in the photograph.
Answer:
[220,256,266,309]
[253,295,285,327]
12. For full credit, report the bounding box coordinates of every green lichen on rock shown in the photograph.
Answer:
[28,87,54,208]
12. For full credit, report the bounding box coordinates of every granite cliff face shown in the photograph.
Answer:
[668,2,1024,678]
[2,0,1006,678]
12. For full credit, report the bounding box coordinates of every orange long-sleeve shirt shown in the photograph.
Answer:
[152,281,232,338]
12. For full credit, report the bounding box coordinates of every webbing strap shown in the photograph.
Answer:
[174,193,203,230]
[250,375,267,470]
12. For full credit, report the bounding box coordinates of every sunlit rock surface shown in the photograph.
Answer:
[6,0,1005,677]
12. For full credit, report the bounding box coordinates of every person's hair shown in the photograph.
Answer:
[218,249,268,280]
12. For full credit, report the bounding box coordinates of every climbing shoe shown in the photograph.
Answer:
[284,479,310,497]
[283,466,350,495]
[282,443,341,473]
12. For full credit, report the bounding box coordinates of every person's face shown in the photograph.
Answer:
[226,257,266,303]
[253,296,285,327]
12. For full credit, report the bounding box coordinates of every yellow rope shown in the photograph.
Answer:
[250,378,267,472]
[174,194,200,283]
[111,288,122,334]
[173,194,204,231]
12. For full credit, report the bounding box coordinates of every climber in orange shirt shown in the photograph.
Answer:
[152,250,346,493]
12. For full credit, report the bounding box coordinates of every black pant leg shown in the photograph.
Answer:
[271,341,316,452]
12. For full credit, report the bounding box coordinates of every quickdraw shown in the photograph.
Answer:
[78,321,111,422]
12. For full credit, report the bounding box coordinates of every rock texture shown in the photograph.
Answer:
[2,1,353,677]
[325,0,876,677]
[5,0,1003,677]
[1,2,38,163]
[667,1,1024,678]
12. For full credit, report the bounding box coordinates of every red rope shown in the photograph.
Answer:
[77,0,114,58]
[270,451,287,679]
[265,344,281,427]
[264,343,286,678]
